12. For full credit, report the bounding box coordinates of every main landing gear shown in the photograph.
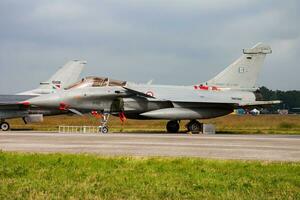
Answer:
[186,120,202,134]
[0,121,10,131]
[166,120,180,133]
[166,120,203,134]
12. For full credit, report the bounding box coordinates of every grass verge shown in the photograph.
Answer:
[0,152,299,200]
[7,114,300,134]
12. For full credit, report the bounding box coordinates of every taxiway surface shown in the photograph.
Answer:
[0,132,299,161]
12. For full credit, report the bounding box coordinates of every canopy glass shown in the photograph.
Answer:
[66,77,127,89]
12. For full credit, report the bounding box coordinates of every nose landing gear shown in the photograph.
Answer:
[98,113,110,134]
[92,111,128,134]
[91,111,110,133]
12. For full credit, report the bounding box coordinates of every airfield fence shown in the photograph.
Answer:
[58,126,100,134]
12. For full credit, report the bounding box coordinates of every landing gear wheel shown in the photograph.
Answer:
[0,122,10,131]
[97,112,110,134]
[187,120,202,134]
[166,120,180,133]
[101,126,109,134]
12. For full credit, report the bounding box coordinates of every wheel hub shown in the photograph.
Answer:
[187,120,202,133]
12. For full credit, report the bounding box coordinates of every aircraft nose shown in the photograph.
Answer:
[28,93,61,108]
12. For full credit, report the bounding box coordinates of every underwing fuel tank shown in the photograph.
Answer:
[140,108,233,120]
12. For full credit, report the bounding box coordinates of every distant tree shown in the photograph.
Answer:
[259,86,300,111]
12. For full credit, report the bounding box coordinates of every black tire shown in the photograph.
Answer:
[166,120,180,133]
[101,126,109,134]
[0,122,10,131]
[187,120,202,133]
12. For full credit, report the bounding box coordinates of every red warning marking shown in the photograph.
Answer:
[194,85,220,91]
[212,86,218,91]
[59,102,69,111]
[200,85,209,90]
[119,112,127,123]
[19,101,30,106]
[91,111,102,119]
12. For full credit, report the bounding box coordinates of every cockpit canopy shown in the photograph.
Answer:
[66,77,127,90]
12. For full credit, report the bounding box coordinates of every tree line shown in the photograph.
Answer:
[260,87,300,112]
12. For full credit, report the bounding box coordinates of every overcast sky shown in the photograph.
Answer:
[0,0,299,93]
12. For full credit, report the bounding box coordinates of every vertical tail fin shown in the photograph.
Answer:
[19,60,86,95]
[205,43,272,90]
[39,60,87,90]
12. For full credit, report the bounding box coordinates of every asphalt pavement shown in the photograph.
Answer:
[0,132,299,161]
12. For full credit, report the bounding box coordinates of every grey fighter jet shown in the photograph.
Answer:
[28,43,280,133]
[0,60,86,131]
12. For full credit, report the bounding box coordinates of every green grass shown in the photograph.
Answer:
[0,152,299,200]
[7,114,300,134]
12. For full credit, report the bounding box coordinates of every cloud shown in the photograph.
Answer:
[118,0,257,13]
[31,1,88,20]
[0,0,299,93]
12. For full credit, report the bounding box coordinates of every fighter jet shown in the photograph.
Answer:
[0,60,86,131]
[27,43,280,133]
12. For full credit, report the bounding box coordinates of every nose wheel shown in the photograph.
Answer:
[98,113,110,134]
[0,122,10,131]
[100,126,109,134]
[166,120,180,133]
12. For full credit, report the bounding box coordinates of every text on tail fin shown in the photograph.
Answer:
[205,43,272,90]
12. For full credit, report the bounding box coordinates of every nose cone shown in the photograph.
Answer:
[28,93,61,108]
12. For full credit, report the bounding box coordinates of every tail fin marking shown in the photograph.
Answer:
[205,43,272,90]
